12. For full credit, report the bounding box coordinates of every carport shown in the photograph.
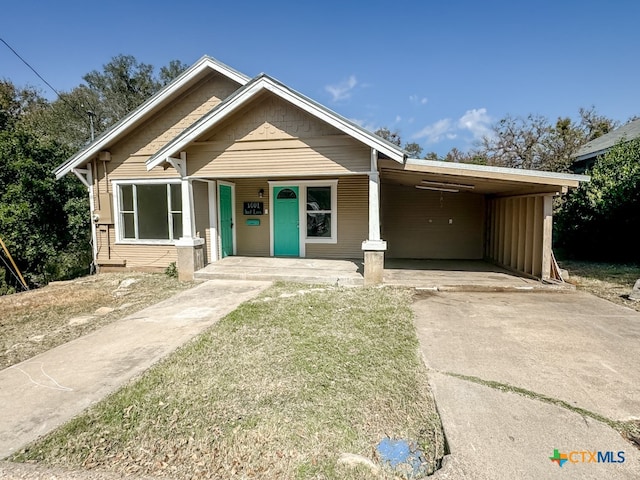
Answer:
[378,159,589,280]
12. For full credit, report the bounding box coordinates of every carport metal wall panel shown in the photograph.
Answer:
[486,195,549,278]
[382,184,485,259]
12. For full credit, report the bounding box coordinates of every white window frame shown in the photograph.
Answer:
[113,179,182,245]
[303,183,338,244]
[268,179,338,257]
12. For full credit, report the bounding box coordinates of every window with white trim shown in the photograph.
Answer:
[304,183,337,243]
[117,182,182,242]
[306,186,332,238]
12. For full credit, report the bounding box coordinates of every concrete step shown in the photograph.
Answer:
[194,267,364,286]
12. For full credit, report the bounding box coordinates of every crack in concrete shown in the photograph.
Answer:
[439,370,640,449]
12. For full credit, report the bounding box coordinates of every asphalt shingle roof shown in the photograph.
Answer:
[575,118,640,161]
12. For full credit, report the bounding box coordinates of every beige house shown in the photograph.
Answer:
[55,56,588,284]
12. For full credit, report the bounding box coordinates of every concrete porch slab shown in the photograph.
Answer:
[384,259,569,291]
[196,257,567,291]
[195,256,365,286]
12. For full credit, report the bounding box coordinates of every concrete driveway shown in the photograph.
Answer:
[413,291,640,479]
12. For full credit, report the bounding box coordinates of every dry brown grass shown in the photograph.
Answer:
[0,273,193,369]
[558,260,640,312]
[13,284,444,479]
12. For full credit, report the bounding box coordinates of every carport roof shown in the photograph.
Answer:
[380,158,590,195]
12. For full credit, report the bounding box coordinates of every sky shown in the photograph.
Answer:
[1,0,639,156]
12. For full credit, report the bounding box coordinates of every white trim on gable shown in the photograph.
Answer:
[54,56,249,180]
[146,75,405,171]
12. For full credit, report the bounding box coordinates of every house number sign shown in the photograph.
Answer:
[243,201,264,215]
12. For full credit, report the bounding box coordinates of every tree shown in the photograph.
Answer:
[478,109,618,172]
[0,55,188,293]
[0,85,90,290]
[160,60,189,86]
[554,137,640,262]
[404,142,423,158]
[480,114,548,169]
[374,127,425,158]
[22,55,188,150]
[578,106,618,141]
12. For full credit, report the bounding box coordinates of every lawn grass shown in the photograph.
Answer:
[0,272,193,369]
[12,284,443,479]
[558,260,640,312]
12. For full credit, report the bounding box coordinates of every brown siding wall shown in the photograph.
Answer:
[234,179,271,257]
[187,94,371,177]
[306,176,368,259]
[381,183,485,259]
[228,176,368,259]
[193,180,210,264]
[91,73,239,270]
[96,225,177,270]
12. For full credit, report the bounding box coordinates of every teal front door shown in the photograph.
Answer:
[274,186,299,257]
[219,184,233,258]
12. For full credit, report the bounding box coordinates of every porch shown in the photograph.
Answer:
[195,257,558,290]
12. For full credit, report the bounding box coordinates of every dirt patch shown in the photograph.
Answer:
[559,260,640,312]
[0,273,194,369]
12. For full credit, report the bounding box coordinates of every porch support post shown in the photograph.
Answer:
[362,149,387,286]
[174,152,204,281]
[541,194,553,280]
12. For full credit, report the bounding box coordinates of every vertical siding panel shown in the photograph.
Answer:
[503,199,512,266]
[517,198,527,271]
[510,198,519,269]
[497,198,505,265]
[532,197,543,277]
[524,197,535,275]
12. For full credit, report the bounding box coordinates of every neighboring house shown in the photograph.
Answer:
[573,118,640,173]
[55,56,588,284]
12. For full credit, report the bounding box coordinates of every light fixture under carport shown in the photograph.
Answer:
[415,185,459,193]
[420,180,475,190]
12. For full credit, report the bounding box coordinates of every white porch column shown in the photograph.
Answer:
[362,149,387,285]
[180,177,196,241]
[173,152,204,280]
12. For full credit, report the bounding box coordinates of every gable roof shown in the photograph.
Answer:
[54,55,250,179]
[574,118,640,162]
[146,73,406,170]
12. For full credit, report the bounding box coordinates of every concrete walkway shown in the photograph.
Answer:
[414,291,640,479]
[0,279,271,459]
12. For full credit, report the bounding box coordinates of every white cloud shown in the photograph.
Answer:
[457,108,492,140]
[325,75,357,102]
[413,108,492,145]
[395,115,402,123]
[409,94,428,105]
[413,118,453,143]
[350,117,377,132]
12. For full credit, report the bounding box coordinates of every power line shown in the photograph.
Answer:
[0,37,64,99]
[0,36,95,124]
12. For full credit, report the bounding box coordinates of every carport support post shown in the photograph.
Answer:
[362,149,387,285]
[541,195,553,280]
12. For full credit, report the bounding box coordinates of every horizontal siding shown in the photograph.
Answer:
[193,180,210,264]
[382,183,484,259]
[113,73,239,157]
[96,225,177,269]
[234,179,271,256]
[306,176,368,259]
[188,141,370,177]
